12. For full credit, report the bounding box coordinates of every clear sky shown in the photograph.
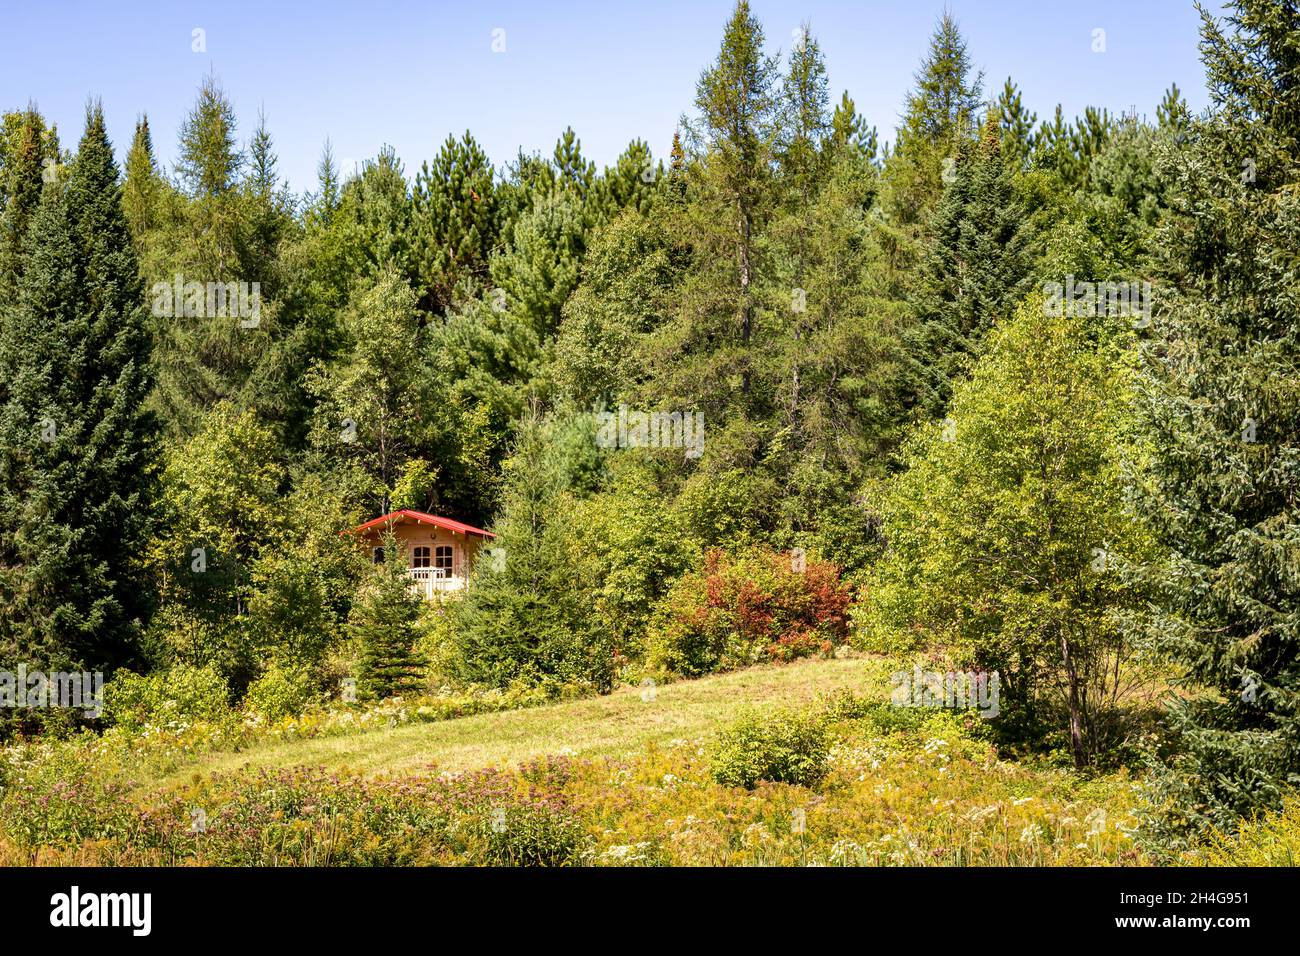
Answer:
[1,0,1220,195]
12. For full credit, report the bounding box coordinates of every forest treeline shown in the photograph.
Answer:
[0,1,1297,852]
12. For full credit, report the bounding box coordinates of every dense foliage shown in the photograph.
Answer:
[0,0,1296,850]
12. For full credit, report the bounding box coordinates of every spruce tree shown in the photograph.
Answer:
[449,411,611,691]
[0,103,156,674]
[903,112,1033,418]
[1133,0,1300,848]
[121,114,163,245]
[350,532,424,699]
[241,108,292,278]
[883,12,983,230]
[666,130,687,201]
[0,109,49,299]
[309,138,340,227]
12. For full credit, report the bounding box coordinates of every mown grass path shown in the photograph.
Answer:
[156,657,871,789]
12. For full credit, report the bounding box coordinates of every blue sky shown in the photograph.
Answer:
[1,0,1219,195]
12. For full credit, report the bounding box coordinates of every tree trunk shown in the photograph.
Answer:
[1058,628,1088,769]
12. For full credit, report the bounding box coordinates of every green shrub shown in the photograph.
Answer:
[103,664,230,733]
[244,662,317,721]
[1192,800,1300,866]
[709,707,832,789]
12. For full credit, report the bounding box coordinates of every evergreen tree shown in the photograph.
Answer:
[241,108,293,278]
[350,531,423,699]
[995,77,1037,169]
[1156,82,1189,134]
[1033,105,1079,183]
[667,129,687,200]
[0,108,50,299]
[829,91,878,163]
[489,190,585,337]
[341,145,415,283]
[903,112,1033,417]
[412,132,497,313]
[309,138,341,227]
[681,0,778,400]
[552,126,596,200]
[777,24,831,197]
[590,138,659,222]
[449,411,611,691]
[121,114,164,246]
[1133,0,1300,848]
[175,72,243,199]
[883,11,984,230]
[0,103,156,674]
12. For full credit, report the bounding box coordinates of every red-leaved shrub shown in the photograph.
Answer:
[645,547,853,676]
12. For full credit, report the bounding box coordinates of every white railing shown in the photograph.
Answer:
[407,566,465,598]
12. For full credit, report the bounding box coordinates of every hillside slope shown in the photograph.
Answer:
[155,657,870,788]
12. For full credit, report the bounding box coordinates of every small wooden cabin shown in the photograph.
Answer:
[345,509,496,599]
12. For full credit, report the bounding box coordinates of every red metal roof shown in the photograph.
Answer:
[345,509,496,539]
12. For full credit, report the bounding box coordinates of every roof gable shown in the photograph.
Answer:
[346,509,496,539]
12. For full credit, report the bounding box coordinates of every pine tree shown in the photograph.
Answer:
[552,126,595,200]
[0,103,156,674]
[590,138,659,222]
[489,190,585,337]
[350,531,424,699]
[1033,105,1079,182]
[343,145,415,283]
[1156,83,1191,146]
[1133,0,1300,848]
[829,91,877,163]
[995,78,1037,169]
[412,132,497,313]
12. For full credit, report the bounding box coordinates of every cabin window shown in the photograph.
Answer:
[412,546,431,568]
[435,546,453,573]
[372,546,385,564]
